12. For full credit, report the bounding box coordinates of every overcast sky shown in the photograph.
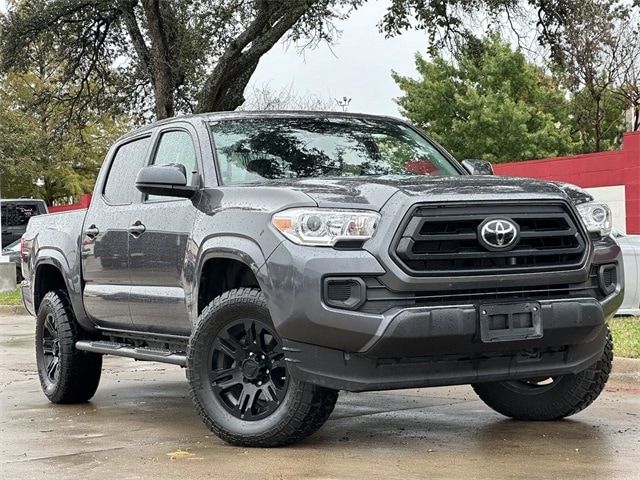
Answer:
[0,1,428,116]
[248,2,429,116]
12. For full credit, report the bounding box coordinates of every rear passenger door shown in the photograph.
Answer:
[127,125,201,335]
[81,135,151,329]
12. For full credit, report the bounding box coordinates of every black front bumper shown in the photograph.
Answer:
[283,297,610,392]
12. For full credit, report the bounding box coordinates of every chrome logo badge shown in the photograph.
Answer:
[478,218,519,251]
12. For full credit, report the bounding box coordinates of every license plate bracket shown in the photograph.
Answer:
[479,302,542,343]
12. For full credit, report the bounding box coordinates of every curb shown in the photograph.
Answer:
[0,304,27,315]
[610,357,640,388]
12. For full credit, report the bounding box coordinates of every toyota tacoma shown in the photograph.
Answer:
[20,112,623,447]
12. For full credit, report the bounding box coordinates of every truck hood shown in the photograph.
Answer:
[256,176,592,211]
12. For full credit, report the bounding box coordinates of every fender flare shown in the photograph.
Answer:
[33,249,94,332]
[33,249,73,302]
[191,235,270,320]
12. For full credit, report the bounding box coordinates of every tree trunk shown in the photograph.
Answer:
[195,2,311,113]
[594,95,602,152]
[152,74,175,119]
[141,0,181,119]
[196,58,261,113]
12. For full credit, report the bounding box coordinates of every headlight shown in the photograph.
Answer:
[272,208,380,246]
[577,201,612,236]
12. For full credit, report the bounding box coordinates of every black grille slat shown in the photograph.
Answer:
[355,273,602,315]
[402,240,583,259]
[393,202,588,276]
[366,284,596,303]
[412,232,478,241]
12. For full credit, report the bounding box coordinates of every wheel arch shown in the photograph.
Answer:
[33,254,71,312]
[193,236,272,319]
[32,252,94,332]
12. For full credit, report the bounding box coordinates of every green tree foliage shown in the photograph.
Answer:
[393,35,578,163]
[0,0,362,121]
[551,1,639,151]
[570,82,628,153]
[1,0,621,122]
[0,68,128,204]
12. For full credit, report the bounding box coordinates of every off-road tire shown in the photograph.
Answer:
[35,290,102,403]
[187,288,338,447]
[472,327,613,420]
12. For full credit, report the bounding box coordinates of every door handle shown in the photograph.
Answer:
[128,221,146,237]
[84,225,99,238]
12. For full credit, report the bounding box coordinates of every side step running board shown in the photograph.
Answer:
[75,340,187,366]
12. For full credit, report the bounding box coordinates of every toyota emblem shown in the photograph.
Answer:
[478,218,519,251]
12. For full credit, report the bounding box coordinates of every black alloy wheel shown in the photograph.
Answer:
[41,312,61,384]
[209,318,289,420]
[187,288,338,447]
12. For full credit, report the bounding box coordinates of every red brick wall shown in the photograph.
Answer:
[48,193,92,213]
[494,132,640,234]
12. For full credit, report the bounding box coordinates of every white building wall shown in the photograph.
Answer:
[585,185,627,233]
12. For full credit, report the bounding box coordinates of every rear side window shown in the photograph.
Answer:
[103,137,150,204]
[1,202,45,227]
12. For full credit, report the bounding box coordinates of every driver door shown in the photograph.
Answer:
[127,125,201,335]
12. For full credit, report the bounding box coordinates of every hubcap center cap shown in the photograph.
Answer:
[242,359,261,380]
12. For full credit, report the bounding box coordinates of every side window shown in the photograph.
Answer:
[103,137,150,205]
[147,130,198,202]
[1,203,40,227]
[154,131,197,181]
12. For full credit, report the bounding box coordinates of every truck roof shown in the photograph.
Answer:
[1,198,47,204]
[120,110,404,141]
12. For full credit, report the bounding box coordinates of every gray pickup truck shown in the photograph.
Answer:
[21,112,623,447]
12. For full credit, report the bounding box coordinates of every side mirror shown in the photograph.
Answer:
[462,159,494,175]
[135,164,196,198]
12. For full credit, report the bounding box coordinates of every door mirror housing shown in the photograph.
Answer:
[135,164,197,198]
[461,159,494,175]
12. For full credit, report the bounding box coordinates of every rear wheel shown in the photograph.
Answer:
[187,288,338,447]
[472,328,613,420]
[35,290,102,403]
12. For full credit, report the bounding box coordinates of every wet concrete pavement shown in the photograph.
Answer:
[1,313,639,480]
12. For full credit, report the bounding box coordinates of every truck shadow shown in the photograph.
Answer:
[64,379,611,453]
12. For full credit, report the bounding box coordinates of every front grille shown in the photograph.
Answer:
[392,202,588,276]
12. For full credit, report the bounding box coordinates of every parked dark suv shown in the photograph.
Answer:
[21,112,623,447]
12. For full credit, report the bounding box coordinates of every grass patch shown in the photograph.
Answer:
[0,286,21,305]
[610,316,640,359]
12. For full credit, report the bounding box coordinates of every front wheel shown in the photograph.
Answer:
[187,288,338,447]
[472,327,613,420]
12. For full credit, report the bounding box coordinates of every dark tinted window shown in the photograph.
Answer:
[1,202,44,227]
[209,117,459,185]
[103,137,150,204]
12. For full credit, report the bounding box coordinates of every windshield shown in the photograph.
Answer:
[209,117,460,185]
